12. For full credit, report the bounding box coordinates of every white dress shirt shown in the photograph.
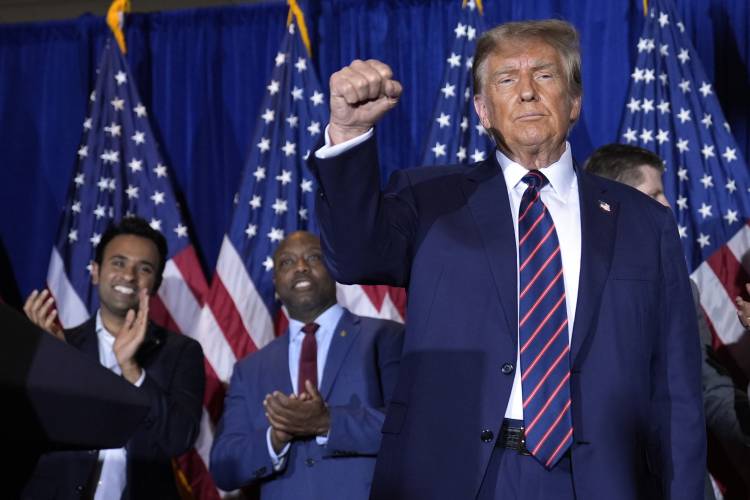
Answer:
[497,146,581,420]
[94,311,146,500]
[266,304,345,468]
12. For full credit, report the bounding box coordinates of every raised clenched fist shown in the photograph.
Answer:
[328,59,403,145]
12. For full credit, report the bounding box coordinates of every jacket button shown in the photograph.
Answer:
[480,430,494,442]
[76,485,84,492]
[305,458,315,467]
[501,363,514,375]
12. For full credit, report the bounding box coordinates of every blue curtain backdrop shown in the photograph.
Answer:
[0,0,748,302]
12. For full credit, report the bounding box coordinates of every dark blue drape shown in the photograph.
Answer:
[1,0,748,303]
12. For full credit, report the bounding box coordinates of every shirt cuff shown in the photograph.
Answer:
[133,369,146,387]
[315,432,329,446]
[314,125,373,159]
[266,427,290,471]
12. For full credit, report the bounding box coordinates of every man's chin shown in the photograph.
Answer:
[103,301,139,317]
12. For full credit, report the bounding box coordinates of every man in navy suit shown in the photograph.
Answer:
[21,217,205,499]
[308,19,705,500]
[209,231,403,499]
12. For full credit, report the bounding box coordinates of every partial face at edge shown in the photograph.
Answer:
[633,165,670,207]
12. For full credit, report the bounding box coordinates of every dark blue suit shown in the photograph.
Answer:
[209,309,403,499]
[309,137,706,499]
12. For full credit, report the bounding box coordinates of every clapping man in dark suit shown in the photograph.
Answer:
[210,231,403,499]
[21,216,205,500]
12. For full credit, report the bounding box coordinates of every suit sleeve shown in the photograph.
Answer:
[309,136,417,287]
[210,362,279,491]
[324,322,404,457]
[654,211,706,498]
[138,336,205,456]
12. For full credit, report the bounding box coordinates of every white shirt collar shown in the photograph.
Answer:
[95,310,117,347]
[495,142,576,202]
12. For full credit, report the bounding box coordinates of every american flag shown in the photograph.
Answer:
[45,34,219,498]
[619,0,750,373]
[198,9,405,495]
[421,0,493,166]
[619,5,750,493]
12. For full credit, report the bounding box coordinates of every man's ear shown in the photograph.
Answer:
[569,94,582,124]
[473,94,491,130]
[90,261,100,286]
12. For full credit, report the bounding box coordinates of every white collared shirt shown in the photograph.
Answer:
[94,311,146,500]
[266,304,345,468]
[496,145,581,420]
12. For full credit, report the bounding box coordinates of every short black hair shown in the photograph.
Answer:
[94,216,168,292]
[584,143,664,186]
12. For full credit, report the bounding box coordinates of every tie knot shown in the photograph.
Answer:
[522,171,548,191]
[301,323,319,336]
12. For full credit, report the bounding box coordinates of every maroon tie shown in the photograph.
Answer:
[298,323,319,394]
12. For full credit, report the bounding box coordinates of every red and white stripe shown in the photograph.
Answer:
[337,284,405,323]
[46,247,89,329]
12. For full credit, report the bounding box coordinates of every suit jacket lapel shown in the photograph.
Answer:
[65,317,100,360]
[570,171,618,365]
[462,156,519,345]
[134,323,167,368]
[319,310,359,399]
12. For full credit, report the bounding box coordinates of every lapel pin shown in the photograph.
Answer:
[598,200,611,212]
[340,330,347,337]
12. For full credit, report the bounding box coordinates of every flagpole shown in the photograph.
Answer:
[287,0,312,56]
[462,0,483,16]
[106,0,131,54]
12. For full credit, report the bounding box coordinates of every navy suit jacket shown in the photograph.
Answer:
[308,137,706,500]
[21,318,205,500]
[209,309,403,499]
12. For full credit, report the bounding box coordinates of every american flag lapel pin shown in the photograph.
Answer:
[599,200,611,213]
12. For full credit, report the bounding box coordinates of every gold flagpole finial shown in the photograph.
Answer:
[106,0,131,53]
[287,0,312,56]
[643,0,648,16]
[462,0,484,15]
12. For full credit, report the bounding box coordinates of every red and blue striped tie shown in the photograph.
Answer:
[517,171,573,469]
